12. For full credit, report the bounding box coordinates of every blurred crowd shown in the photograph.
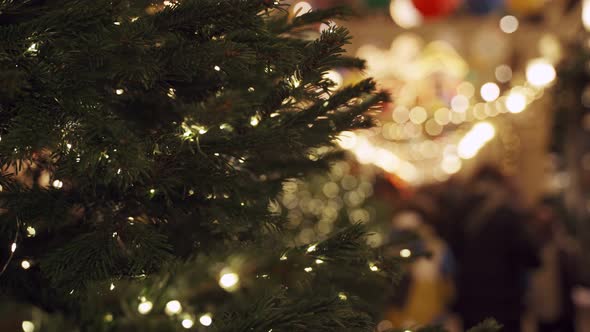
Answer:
[382,165,590,332]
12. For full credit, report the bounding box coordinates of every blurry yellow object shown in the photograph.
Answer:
[506,0,547,16]
[418,41,468,79]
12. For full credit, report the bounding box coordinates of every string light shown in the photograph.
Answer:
[400,249,412,258]
[21,321,34,332]
[505,91,527,113]
[526,58,556,87]
[584,0,590,31]
[250,115,260,127]
[389,0,422,29]
[306,244,317,253]
[11,243,17,253]
[304,267,313,272]
[165,300,182,315]
[52,180,63,189]
[199,313,213,327]
[115,89,124,95]
[219,270,240,291]
[458,122,496,159]
[499,15,519,34]
[213,65,221,71]
[315,259,324,264]
[182,318,194,329]
[293,1,311,17]
[26,226,36,237]
[369,263,379,272]
[480,82,500,102]
[137,299,153,315]
[109,283,115,291]
[21,260,30,270]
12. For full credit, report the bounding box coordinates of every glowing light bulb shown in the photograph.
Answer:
[400,249,412,258]
[137,300,153,315]
[526,58,556,87]
[584,0,590,31]
[441,156,462,175]
[110,283,115,291]
[250,115,260,126]
[338,292,348,300]
[219,271,239,291]
[21,260,31,270]
[22,321,34,332]
[495,65,512,83]
[52,180,63,189]
[11,243,16,252]
[480,83,500,102]
[506,92,527,113]
[165,300,182,315]
[369,263,379,272]
[182,318,194,329]
[26,226,36,237]
[115,89,124,95]
[315,259,324,264]
[389,0,422,29]
[306,244,317,253]
[500,15,519,34]
[293,1,311,17]
[304,267,313,272]
[199,313,213,326]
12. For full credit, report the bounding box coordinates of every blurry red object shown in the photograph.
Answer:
[411,0,461,18]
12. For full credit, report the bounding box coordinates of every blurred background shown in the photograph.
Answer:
[279,0,590,331]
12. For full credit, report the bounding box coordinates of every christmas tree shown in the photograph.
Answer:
[0,0,393,330]
[0,1,502,331]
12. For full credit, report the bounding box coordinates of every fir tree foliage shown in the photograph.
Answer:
[0,0,403,330]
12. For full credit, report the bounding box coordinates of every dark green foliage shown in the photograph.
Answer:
[0,0,400,330]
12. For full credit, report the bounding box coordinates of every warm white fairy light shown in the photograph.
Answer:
[21,321,34,332]
[137,299,153,315]
[115,89,124,95]
[315,259,324,264]
[526,58,556,87]
[304,267,313,272]
[250,115,260,127]
[338,292,348,301]
[400,249,412,258]
[584,0,590,31]
[27,43,38,53]
[293,1,312,17]
[499,15,519,34]
[369,263,379,272]
[306,244,317,253]
[52,180,63,189]
[11,243,17,253]
[21,260,30,270]
[110,283,115,291]
[26,226,36,237]
[165,300,182,315]
[199,313,213,327]
[389,0,422,29]
[182,318,194,329]
[214,65,221,71]
[219,270,240,291]
[458,122,496,159]
[505,91,527,113]
[480,82,500,102]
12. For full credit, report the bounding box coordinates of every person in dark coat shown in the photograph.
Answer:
[446,165,540,332]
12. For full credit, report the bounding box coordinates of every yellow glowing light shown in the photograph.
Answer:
[505,92,527,113]
[434,108,451,125]
[27,43,38,53]
[457,82,475,99]
[409,106,428,124]
[250,115,260,127]
[52,180,63,189]
[306,244,317,253]
[11,242,17,253]
[115,89,124,95]
[441,156,462,175]
[336,131,357,149]
[338,292,348,300]
[499,15,519,34]
[315,259,324,264]
[199,313,213,326]
[495,65,512,83]
[182,318,194,329]
[324,70,343,90]
[167,88,176,99]
[389,0,422,29]
[21,260,31,270]
[110,283,115,291]
[369,263,379,272]
[219,271,240,291]
[26,226,36,237]
[137,300,153,315]
[304,266,313,272]
[400,249,412,258]
[165,300,182,315]
[293,1,311,17]
[584,0,590,31]
[451,95,469,113]
[458,122,496,159]
[526,58,556,87]
[480,82,500,102]
[22,321,34,332]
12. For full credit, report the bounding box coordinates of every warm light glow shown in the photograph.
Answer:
[315,259,324,264]
[22,321,34,332]
[457,82,475,99]
[214,65,220,71]
[293,1,311,17]
[526,58,556,87]
[11,242,16,253]
[110,283,115,291]
[458,122,496,159]
[400,249,412,258]
[26,226,36,237]
[250,115,260,127]
[369,263,379,272]
[325,70,343,90]
[500,15,519,34]
[21,260,30,270]
[52,180,63,189]
[165,300,182,315]
[304,266,313,272]
[451,95,469,113]
[336,131,357,149]
[495,65,512,83]
[182,318,194,329]
[307,244,317,252]
[584,0,590,31]
[505,92,527,113]
[409,106,428,124]
[441,156,462,174]
[389,0,422,29]
[137,300,153,315]
[480,82,500,102]
[199,313,213,327]
[219,270,240,291]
